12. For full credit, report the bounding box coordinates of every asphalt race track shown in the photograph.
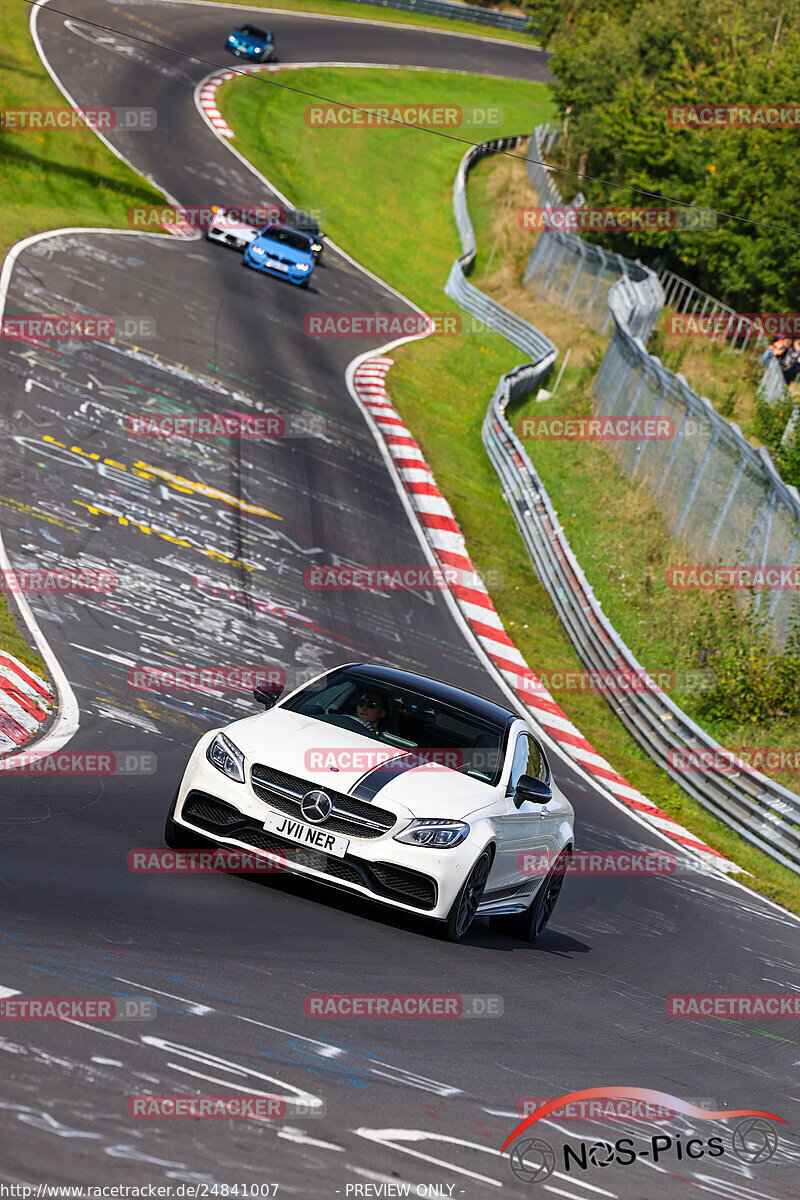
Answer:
[0,3,798,1196]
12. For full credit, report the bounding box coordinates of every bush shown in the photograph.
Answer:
[753,393,800,487]
[693,592,800,722]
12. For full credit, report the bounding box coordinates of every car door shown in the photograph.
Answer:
[489,732,561,895]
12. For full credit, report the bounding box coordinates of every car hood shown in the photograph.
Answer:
[223,708,498,820]
[249,235,313,266]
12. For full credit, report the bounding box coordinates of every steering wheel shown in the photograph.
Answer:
[324,713,374,735]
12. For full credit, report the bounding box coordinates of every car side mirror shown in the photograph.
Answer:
[254,686,282,710]
[513,774,552,808]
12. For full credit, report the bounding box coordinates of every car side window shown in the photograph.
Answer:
[526,735,550,784]
[508,733,550,793]
[508,735,532,793]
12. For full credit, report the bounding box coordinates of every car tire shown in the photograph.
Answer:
[299,277,310,289]
[441,848,492,942]
[164,790,199,850]
[510,848,570,942]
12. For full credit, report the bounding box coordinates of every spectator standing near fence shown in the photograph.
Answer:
[780,338,800,384]
[761,333,791,366]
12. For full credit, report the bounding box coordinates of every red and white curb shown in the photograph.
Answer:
[198,64,267,138]
[0,652,54,753]
[164,218,198,239]
[353,357,740,875]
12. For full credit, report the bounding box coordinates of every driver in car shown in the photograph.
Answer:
[354,690,387,734]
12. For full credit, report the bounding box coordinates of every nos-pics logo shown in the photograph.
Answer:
[502,1088,783,1183]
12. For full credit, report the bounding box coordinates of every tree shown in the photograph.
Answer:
[527,0,800,309]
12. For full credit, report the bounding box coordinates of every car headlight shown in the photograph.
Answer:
[228,35,236,42]
[251,246,264,255]
[294,263,310,272]
[206,732,245,783]
[394,819,470,848]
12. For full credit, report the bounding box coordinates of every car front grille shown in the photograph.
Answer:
[250,764,396,839]
[179,791,436,910]
[260,252,295,268]
[182,794,242,826]
[371,863,438,907]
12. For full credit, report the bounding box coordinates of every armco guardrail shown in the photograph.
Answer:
[446,137,556,389]
[337,0,530,29]
[446,134,800,875]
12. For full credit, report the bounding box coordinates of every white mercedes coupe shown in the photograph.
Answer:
[165,663,575,941]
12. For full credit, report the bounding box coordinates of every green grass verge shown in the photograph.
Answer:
[194,0,539,46]
[0,0,165,678]
[219,66,550,308]
[219,65,800,914]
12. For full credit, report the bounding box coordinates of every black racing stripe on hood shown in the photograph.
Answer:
[349,752,431,802]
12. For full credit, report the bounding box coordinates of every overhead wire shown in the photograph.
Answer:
[15,0,800,238]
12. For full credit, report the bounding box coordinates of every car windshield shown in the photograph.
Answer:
[292,212,320,236]
[238,25,268,38]
[259,226,312,251]
[282,668,507,784]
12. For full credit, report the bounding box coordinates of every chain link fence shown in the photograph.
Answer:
[445,133,800,874]
[523,126,800,647]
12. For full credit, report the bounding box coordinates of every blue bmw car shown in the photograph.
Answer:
[243,225,316,288]
[225,24,275,62]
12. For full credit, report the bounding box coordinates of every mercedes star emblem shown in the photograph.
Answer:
[301,790,333,824]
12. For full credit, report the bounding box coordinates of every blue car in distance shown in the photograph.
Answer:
[243,225,316,288]
[225,24,275,62]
